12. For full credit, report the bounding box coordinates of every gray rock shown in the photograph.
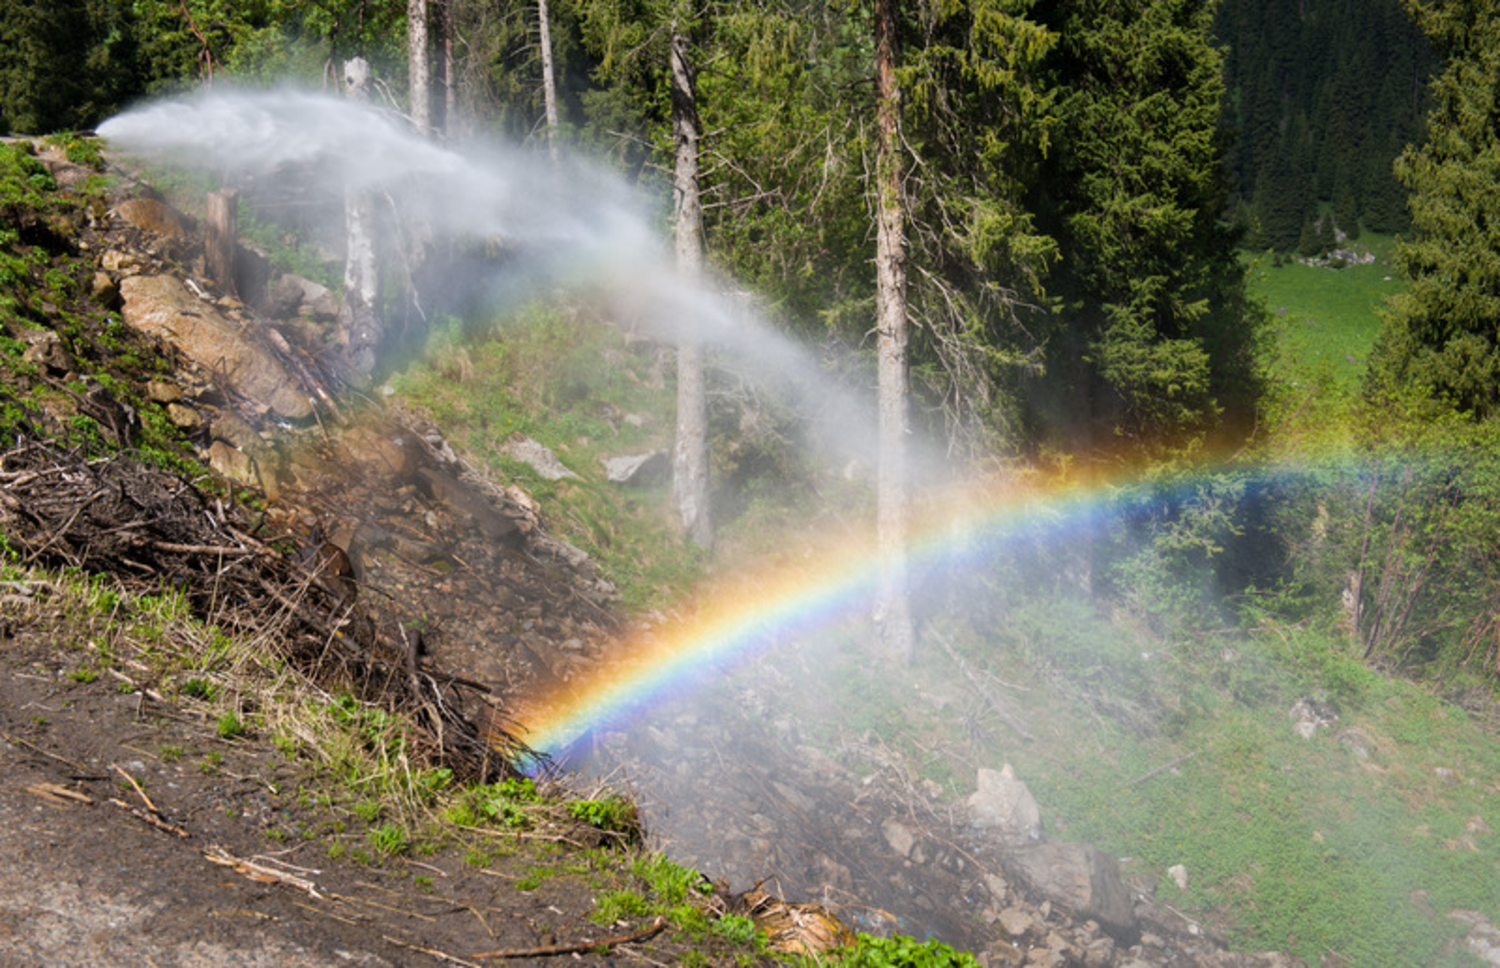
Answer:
[1449,910,1500,966]
[881,819,916,859]
[970,764,1042,842]
[1002,841,1139,944]
[602,450,667,486]
[503,435,580,481]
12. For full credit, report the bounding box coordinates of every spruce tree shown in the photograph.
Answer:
[1367,0,1500,417]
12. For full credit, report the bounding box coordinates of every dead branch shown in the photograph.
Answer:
[469,916,667,960]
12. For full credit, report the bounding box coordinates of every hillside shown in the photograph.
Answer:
[0,129,1305,967]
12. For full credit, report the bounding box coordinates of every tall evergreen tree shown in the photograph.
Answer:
[0,0,141,134]
[1030,0,1262,447]
[1367,0,1500,417]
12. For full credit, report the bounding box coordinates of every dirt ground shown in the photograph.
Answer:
[0,615,706,968]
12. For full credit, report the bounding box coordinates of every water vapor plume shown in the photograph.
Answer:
[99,87,902,474]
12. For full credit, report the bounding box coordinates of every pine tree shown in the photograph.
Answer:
[1030,0,1262,447]
[1367,0,1500,417]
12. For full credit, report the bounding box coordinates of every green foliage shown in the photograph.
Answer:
[568,793,641,839]
[1367,0,1500,418]
[1029,0,1267,448]
[591,888,653,924]
[0,0,143,134]
[630,852,708,905]
[367,822,410,856]
[216,710,245,739]
[1215,0,1430,248]
[838,934,979,967]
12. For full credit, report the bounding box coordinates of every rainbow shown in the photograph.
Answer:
[515,461,1245,761]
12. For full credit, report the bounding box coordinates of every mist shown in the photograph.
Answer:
[98,87,903,478]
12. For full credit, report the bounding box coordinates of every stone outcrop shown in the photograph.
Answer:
[969,764,1042,842]
[118,274,313,421]
[1001,840,1139,944]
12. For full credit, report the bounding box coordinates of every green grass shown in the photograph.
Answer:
[391,304,706,611]
[1247,234,1406,385]
[944,603,1500,966]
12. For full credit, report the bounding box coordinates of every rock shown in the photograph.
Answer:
[113,198,188,238]
[998,906,1034,938]
[207,441,256,486]
[881,819,916,859]
[1336,727,1373,759]
[502,434,579,481]
[101,250,138,274]
[145,380,183,404]
[1290,695,1337,739]
[266,274,339,320]
[119,275,313,420]
[601,450,667,486]
[970,764,1042,842]
[1449,910,1500,966]
[1002,841,1139,944]
[1167,864,1188,891]
[165,403,201,430]
[91,271,119,308]
[414,466,523,546]
[21,331,70,372]
[340,423,424,482]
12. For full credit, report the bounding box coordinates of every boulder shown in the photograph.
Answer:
[1002,841,1138,944]
[113,198,188,238]
[969,764,1042,842]
[503,434,580,481]
[602,450,667,486]
[266,274,339,320]
[206,441,256,487]
[119,275,313,420]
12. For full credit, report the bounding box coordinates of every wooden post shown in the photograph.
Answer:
[205,189,238,296]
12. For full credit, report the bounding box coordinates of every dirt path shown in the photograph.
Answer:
[0,621,687,968]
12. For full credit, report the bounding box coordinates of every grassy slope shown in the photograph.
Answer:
[1248,234,1404,385]
[383,239,1500,965]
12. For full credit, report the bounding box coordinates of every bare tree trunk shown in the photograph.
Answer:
[432,0,452,138]
[670,19,713,550]
[408,0,431,135]
[873,0,914,662]
[538,0,560,163]
[339,58,383,380]
[205,189,238,296]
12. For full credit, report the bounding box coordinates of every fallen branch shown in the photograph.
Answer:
[110,797,190,838]
[24,782,94,806]
[1121,751,1199,789]
[205,844,322,896]
[470,915,667,960]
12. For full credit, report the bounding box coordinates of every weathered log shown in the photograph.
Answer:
[205,188,238,295]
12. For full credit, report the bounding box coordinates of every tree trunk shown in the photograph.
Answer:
[339,58,383,379]
[670,19,713,550]
[408,0,431,136]
[538,0,561,163]
[205,189,238,296]
[432,0,452,138]
[873,0,915,662]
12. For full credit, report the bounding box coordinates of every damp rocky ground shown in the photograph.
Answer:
[0,132,1466,966]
